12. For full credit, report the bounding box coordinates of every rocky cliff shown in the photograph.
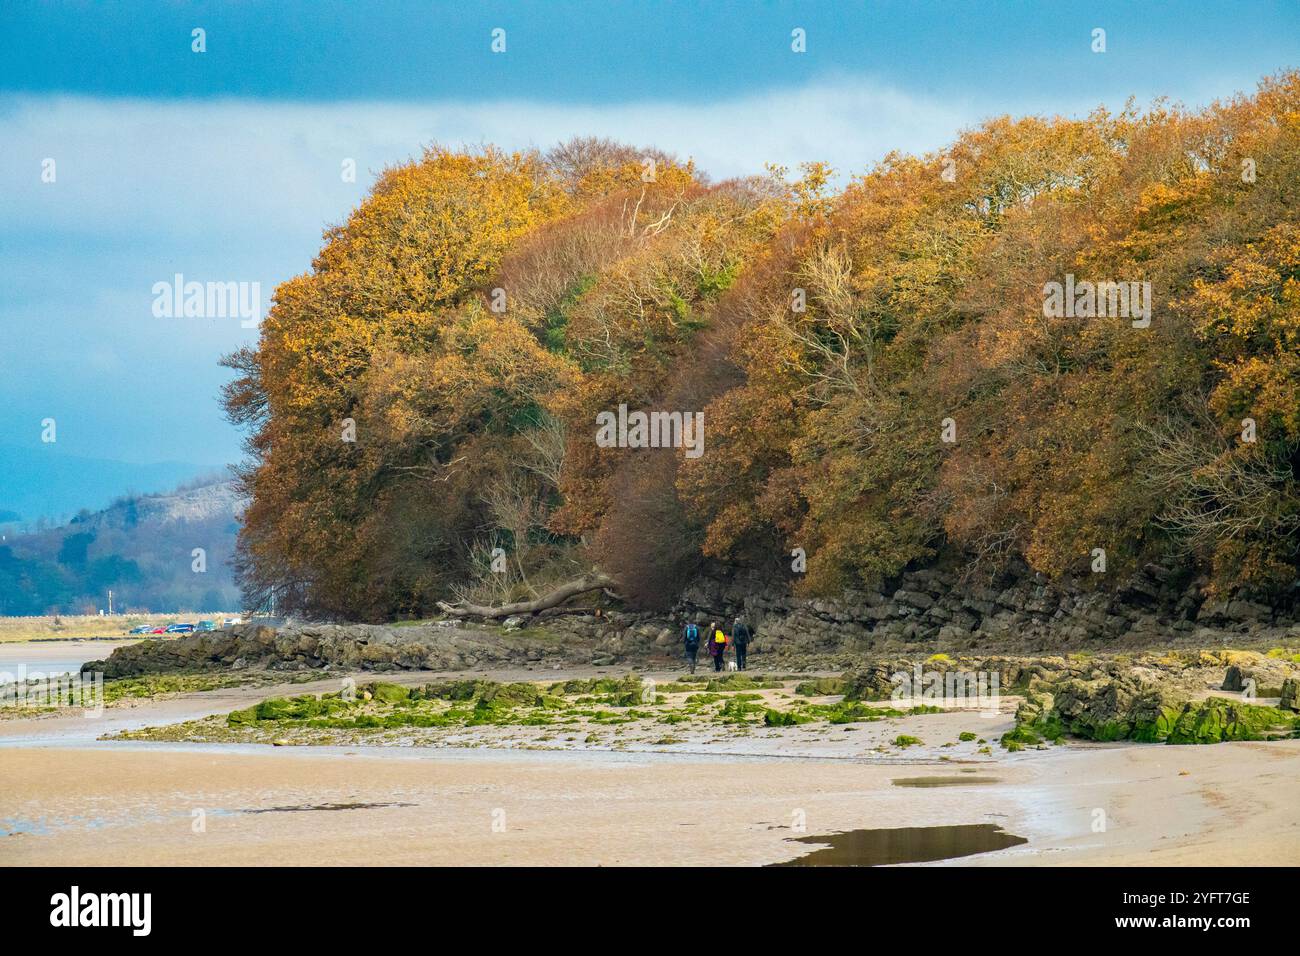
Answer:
[89,559,1300,679]
[668,562,1300,661]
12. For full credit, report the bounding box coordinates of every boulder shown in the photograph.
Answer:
[894,589,935,610]
[1225,599,1270,622]
[937,624,970,643]
[1280,678,1300,713]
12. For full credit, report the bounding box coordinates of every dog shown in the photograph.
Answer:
[726,660,739,672]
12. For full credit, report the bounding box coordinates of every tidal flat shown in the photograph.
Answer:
[2,662,1298,866]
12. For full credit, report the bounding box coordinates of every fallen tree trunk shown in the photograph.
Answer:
[437,574,617,620]
[533,604,602,621]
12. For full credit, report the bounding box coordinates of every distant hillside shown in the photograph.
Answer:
[0,478,244,614]
[0,443,210,527]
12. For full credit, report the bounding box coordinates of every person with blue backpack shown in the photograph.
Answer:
[682,620,701,673]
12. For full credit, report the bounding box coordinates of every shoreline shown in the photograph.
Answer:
[2,665,1298,866]
[0,639,138,687]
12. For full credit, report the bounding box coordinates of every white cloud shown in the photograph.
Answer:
[0,80,983,463]
[1,82,976,244]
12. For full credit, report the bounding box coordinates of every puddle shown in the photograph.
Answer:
[1,818,53,836]
[892,776,1001,787]
[242,802,416,814]
[772,824,1027,866]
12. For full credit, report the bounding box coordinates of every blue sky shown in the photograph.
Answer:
[1,0,1298,492]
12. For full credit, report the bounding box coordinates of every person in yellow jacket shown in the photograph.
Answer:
[706,621,728,672]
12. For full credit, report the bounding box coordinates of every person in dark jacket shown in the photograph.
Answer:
[681,621,702,673]
[731,616,753,671]
[706,621,727,672]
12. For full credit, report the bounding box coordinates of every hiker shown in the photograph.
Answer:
[707,620,727,672]
[731,616,753,671]
[682,620,701,673]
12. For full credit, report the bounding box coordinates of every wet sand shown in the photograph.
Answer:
[0,640,136,684]
[2,667,1297,866]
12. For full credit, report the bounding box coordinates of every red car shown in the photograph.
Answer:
[150,626,167,635]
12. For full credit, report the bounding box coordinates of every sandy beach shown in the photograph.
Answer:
[2,666,1297,866]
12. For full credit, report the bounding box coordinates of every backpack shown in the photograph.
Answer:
[684,623,699,645]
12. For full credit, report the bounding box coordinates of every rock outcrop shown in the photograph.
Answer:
[85,620,596,678]
[1280,677,1300,712]
[1008,655,1300,744]
[672,563,1300,659]
[834,651,1300,744]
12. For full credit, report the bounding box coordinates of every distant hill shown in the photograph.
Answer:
[0,443,211,527]
[0,477,244,614]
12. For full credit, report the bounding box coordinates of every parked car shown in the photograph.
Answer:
[127,625,154,634]
[196,620,217,632]
[165,623,196,634]
[221,617,243,628]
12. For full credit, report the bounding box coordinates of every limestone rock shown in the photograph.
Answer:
[1280,678,1300,713]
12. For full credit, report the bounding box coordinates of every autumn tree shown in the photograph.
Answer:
[227,76,1300,621]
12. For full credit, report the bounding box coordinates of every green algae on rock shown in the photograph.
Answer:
[1011,674,1300,745]
[794,677,848,697]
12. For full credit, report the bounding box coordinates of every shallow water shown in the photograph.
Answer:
[772,823,1027,866]
[892,776,1002,787]
[0,658,89,683]
[0,640,131,685]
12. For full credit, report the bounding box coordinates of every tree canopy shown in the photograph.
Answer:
[225,75,1300,620]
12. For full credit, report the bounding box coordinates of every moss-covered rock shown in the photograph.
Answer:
[1162,698,1297,744]
[419,679,482,701]
[1279,678,1299,713]
[793,677,846,697]
[717,697,765,723]
[367,681,411,704]
[256,695,321,720]
[841,664,902,702]
[1000,725,1041,749]
[1009,672,1299,745]
[825,701,890,724]
[226,704,259,727]
[418,679,543,709]
[226,691,355,726]
[546,674,649,705]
